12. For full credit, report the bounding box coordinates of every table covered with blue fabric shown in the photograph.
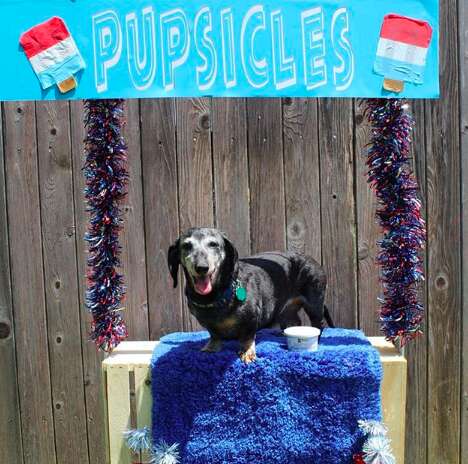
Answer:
[151,328,382,464]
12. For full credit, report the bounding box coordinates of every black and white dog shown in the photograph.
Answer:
[168,227,334,363]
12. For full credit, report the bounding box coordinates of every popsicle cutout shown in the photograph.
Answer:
[20,17,85,93]
[374,14,433,93]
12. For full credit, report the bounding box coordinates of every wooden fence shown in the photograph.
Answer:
[0,0,466,462]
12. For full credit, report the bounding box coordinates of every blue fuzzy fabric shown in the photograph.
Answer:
[151,328,382,464]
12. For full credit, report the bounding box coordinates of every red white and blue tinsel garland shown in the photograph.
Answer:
[364,99,426,345]
[84,99,128,352]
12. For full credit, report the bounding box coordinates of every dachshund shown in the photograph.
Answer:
[168,227,334,363]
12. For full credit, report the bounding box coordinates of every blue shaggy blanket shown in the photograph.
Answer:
[151,328,382,464]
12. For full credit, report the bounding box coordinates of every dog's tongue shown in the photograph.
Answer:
[195,276,212,295]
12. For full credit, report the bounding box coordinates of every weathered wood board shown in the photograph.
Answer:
[0,104,24,464]
[318,99,357,329]
[36,101,89,464]
[120,100,150,341]
[141,99,183,339]
[3,102,57,464]
[458,0,468,461]
[176,98,214,331]
[247,99,286,253]
[212,98,250,256]
[425,0,462,462]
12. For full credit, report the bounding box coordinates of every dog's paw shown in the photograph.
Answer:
[201,339,222,353]
[239,349,256,364]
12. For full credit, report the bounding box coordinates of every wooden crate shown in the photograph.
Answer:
[102,337,407,464]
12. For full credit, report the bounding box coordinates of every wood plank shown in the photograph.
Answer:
[112,340,158,354]
[282,97,321,260]
[135,366,152,463]
[69,100,107,464]
[176,98,214,331]
[381,357,407,464]
[282,97,321,325]
[426,0,461,459]
[404,101,428,464]
[176,98,214,230]
[354,100,381,336]
[0,105,24,464]
[36,101,89,464]
[459,0,468,460]
[140,98,183,338]
[318,99,357,328]
[247,98,286,253]
[3,101,56,464]
[134,366,152,429]
[212,98,250,256]
[101,361,110,464]
[106,366,132,464]
[120,100,149,340]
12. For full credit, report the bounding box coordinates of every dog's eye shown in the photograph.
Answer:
[208,241,219,248]
[182,242,192,251]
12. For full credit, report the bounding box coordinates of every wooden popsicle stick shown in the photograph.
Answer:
[57,76,77,93]
[383,78,404,93]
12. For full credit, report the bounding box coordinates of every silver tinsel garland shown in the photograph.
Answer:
[124,428,180,464]
[358,419,396,464]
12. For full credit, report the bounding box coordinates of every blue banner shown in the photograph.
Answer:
[2,0,438,100]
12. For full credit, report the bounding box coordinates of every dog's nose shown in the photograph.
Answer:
[195,265,209,275]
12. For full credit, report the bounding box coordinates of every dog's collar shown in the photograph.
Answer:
[188,279,246,310]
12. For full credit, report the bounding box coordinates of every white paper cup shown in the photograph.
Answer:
[284,326,321,352]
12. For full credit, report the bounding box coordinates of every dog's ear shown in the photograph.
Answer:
[222,233,238,274]
[167,239,180,288]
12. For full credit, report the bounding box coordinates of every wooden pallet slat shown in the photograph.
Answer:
[106,365,133,464]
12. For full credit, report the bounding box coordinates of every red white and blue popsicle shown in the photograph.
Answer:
[374,14,433,92]
[20,17,85,93]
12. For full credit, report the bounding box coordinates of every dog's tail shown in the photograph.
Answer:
[323,305,335,328]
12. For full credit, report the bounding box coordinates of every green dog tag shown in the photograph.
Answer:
[235,286,247,302]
